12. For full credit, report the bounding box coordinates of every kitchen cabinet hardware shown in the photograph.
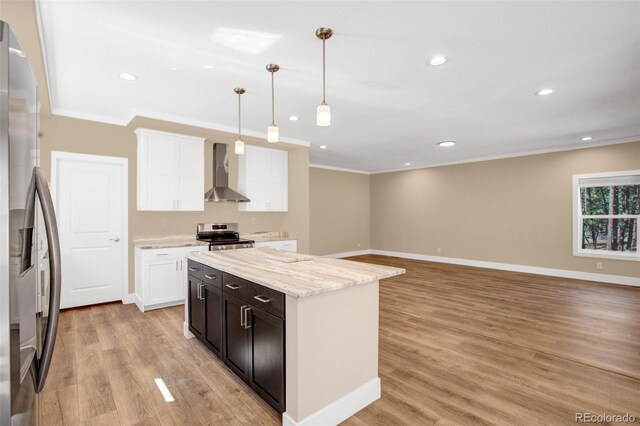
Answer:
[254,295,271,304]
[243,307,252,329]
[204,274,216,280]
[226,283,240,290]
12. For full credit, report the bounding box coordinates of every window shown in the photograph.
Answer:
[573,171,640,261]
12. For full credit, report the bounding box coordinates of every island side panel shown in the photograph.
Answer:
[285,280,380,424]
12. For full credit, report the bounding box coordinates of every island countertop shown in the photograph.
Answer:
[187,248,405,298]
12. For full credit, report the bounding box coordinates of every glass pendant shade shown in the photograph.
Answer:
[267,125,279,143]
[317,103,331,127]
[234,139,245,155]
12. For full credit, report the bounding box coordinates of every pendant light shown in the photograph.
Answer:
[234,88,245,155]
[316,27,332,127]
[266,64,280,143]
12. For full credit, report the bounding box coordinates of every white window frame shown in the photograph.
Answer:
[572,170,640,261]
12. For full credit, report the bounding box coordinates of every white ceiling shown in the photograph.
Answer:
[36,1,640,172]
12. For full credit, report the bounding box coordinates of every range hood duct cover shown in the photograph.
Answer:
[204,143,250,202]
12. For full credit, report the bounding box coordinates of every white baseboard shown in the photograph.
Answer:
[323,249,372,259]
[282,377,381,426]
[122,293,135,304]
[134,294,145,312]
[369,249,640,287]
[183,322,194,339]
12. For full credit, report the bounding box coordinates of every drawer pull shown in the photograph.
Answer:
[188,267,199,272]
[254,295,271,304]
[226,284,240,290]
[204,274,217,280]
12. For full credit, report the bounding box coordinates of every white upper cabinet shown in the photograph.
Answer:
[137,128,205,211]
[238,145,288,212]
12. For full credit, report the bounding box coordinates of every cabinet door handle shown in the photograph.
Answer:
[244,307,252,329]
[225,284,240,290]
[175,261,178,271]
[196,282,201,299]
[188,267,199,272]
[240,305,247,327]
[180,260,183,271]
[199,283,205,300]
[204,274,216,280]
[254,295,271,304]
[157,253,169,256]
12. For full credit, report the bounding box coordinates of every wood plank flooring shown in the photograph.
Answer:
[38,255,640,425]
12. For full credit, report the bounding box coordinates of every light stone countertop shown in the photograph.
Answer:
[134,235,208,250]
[241,231,297,243]
[187,248,405,298]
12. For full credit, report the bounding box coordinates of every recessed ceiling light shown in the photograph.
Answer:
[289,115,299,121]
[202,65,216,69]
[404,162,411,166]
[429,56,447,66]
[119,72,139,81]
[319,145,327,149]
[437,141,456,147]
[210,28,282,54]
[581,136,593,141]
[170,67,178,71]
[536,88,553,96]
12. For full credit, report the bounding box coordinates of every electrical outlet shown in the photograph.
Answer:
[437,248,442,254]
[160,217,167,227]
[357,243,361,248]
[596,262,603,270]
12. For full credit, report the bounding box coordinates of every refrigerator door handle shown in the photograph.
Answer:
[31,167,62,393]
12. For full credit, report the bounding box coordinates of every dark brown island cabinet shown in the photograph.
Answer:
[187,259,286,413]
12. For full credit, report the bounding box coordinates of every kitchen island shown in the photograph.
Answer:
[184,248,404,426]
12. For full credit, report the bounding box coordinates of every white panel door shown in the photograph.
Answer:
[53,152,127,308]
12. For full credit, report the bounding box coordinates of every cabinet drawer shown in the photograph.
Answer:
[249,283,285,319]
[222,273,252,302]
[201,264,222,289]
[187,259,204,279]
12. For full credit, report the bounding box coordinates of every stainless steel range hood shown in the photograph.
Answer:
[204,143,250,202]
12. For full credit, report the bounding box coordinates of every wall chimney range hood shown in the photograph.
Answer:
[204,143,250,202]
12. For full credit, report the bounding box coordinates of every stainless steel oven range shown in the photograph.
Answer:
[196,223,254,251]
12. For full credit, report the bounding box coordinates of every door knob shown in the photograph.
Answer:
[109,238,120,242]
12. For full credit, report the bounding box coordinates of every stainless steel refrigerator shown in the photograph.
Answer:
[0,21,62,425]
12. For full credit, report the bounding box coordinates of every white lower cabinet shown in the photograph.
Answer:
[254,240,297,252]
[135,246,208,312]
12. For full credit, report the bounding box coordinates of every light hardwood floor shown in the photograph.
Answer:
[38,255,640,425]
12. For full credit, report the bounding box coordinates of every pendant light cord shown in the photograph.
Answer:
[322,38,326,104]
[271,71,275,125]
[238,93,241,140]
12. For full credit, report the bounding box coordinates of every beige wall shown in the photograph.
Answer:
[371,142,640,278]
[309,167,370,255]
[2,1,310,293]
